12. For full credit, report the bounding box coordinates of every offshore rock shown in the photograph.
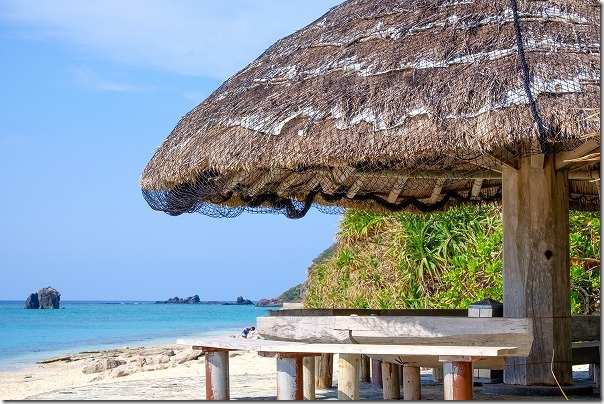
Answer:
[155,295,200,304]
[25,287,60,309]
[235,296,253,305]
[25,293,40,309]
[255,298,283,307]
[38,287,61,309]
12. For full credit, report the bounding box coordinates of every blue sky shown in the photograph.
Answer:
[0,1,344,301]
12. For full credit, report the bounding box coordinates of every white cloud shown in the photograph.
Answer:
[69,66,150,92]
[1,0,341,80]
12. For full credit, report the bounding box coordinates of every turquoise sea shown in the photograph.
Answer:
[0,300,269,371]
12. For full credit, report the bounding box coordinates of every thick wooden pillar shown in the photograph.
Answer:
[359,354,371,382]
[315,353,333,388]
[402,363,421,400]
[502,155,572,385]
[303,356,316,400]
[338,353,360,400]
[205,350,230,400]
[442,358,473,400]
[371,359,383,388]
[381,361,400,400]
[276,354,304,400]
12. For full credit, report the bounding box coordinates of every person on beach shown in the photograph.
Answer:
[241,326,255,338]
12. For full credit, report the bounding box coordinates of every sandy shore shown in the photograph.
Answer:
[0,342,281,400]
[0,342,599,401]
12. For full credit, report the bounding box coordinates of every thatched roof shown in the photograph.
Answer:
[141,0,600,218]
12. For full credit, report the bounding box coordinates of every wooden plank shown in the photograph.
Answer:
[257,343,517,357]
[555,139,600,170]
[571,315,601,342]
[257,316,533,355]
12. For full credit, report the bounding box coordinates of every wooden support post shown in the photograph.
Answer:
[316,353,333,388]
[441,357,473,400]
[205,350,230,400]
[276,354,304,400]
[402,364,421,400]
[502,155,572,385]
[371,359,383,388]
[359,354,371,382]
[303,356,316,400]
[338,353,360,400]
[381,361,401,400]
[432,367,443,382]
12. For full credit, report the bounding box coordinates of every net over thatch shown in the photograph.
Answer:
[141,0,600,218]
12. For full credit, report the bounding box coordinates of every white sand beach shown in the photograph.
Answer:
[0,342,598,401]
[0,343,280,400]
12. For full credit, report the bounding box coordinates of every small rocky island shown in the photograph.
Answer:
[155,295,201,304]
[255,298,283,307]
[25,286,61,309]
[154,295,255,305]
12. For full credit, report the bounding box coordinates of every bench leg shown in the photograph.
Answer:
[205,350,230,400]
[442,358,473,400]
[381,361,401,400]
[303,356,316,400]
[338,353,361,400]
[277,354,304,400]
[402,364,421,400]
[371,359,383,388]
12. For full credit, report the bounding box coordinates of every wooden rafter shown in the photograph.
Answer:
[387,176,409,204]
[555,140,600,171]
[428,179,446,204]
[346,176,366,198]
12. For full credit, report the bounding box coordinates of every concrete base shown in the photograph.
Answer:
[482,383,593,397]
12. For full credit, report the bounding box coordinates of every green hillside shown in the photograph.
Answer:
[304,205,600,314]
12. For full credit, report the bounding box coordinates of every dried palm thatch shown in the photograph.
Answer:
[141,0,600,218]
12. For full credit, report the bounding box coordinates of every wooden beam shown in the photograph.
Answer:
[555,140,600,171]
[346,176,366,198]
[387,176,409,203]
[366,169,501,180]
[471,179,484,198]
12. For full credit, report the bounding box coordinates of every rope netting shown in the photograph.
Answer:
[141,0,600,218]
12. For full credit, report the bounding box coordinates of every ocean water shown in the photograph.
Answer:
[0,301,270,371]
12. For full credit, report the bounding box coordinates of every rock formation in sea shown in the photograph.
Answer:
[236,296,253,305]
[155,295,201,304]
[25,287,60,309]
[255,298,283,307]
[25,293,40,309]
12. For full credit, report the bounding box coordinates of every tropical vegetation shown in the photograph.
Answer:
[303,205,600,314]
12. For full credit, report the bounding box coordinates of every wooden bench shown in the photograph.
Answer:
[180,316,533,400]
[571,315,600,386]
